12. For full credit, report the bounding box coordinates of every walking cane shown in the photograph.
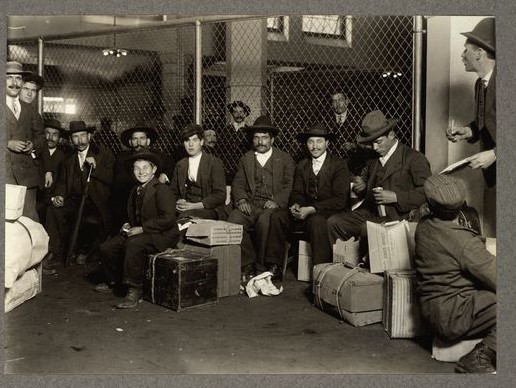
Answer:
[66,163,94,266]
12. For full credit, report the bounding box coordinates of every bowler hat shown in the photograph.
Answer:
[44,119,63,132]
[356,110,398,144]
[23,73,45,90]
[227,100,251,116]
[68,120,95,135]
[296,122,336,142]
[120,127,158,147]
[180,124,204,141]
[245,115,280,137]
[6,61,31,75]
[125,151,162,170]
[461,18,495,54]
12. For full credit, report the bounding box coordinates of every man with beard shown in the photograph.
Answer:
[6,61,45,221]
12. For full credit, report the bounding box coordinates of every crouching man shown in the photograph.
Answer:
[97,151,180,309]
[415,175,496,373]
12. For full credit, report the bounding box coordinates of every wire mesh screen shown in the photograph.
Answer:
[8,15,414,179]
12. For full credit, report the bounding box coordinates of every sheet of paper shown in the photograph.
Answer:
[439,157,471,174]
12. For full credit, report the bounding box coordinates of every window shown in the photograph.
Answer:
[267,16,289,41]
[302,15,352,47]
[43,96,78,115]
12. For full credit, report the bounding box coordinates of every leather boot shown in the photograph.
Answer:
[455,342,496,374]
[116,287,143,309]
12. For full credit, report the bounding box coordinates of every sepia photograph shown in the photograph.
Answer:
[2,3,512,386]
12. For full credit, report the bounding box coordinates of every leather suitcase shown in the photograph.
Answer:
[143,249,218,311]
[313,263,384,327]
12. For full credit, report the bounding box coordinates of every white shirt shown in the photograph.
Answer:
[335,111,347,125]
[232,121,246,131]
[48,147,57,156]
[255,148,272,167]
[77,146,89,170]
[188,152,202,182]
[312,151,327,175]
[483,68,493,87]
[379,140,398,167]
[6,96,20,119]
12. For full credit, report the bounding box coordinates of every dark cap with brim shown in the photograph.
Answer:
[296,122,336,142]
[124,151,162,170]
[120,127,158,147]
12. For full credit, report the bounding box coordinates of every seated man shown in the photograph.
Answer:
[264,123,350,276]
[170,124,226,220]
[415,175,496,374]
[228,116,295,279]
[97,151,180,309]
[327,110,431,248]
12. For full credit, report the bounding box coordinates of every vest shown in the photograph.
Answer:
[253,157,274,203]
[185,178,203,203]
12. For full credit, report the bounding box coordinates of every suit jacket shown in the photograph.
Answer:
[170,152,227,211]
[40,146,67,198]
[54,143,115,233]
[468,67,496,187]
[6,100,45,187]
[216,123,251,184]
[232,147,295,208]
[290,153,350,214]
[127,178,179,252]
[361,142,431,220]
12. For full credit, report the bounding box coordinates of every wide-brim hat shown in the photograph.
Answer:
[461,17,495,54]
[124,151,162,170]
[227,100,251,116]
[245,115,280,137]
[67,120,95,136]
[23,73,45,90]
[6,61,31,75]
[120,127,158,147]
[296,122,336,142]
[356,110,398,144]
[43,118,63,133]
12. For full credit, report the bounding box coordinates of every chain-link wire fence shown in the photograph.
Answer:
[8,15,415,178]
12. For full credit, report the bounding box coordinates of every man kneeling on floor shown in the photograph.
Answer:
[415,175,496,373]
[96,151,180,309]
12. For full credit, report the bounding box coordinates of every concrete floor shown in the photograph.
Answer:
[4,262,455,375]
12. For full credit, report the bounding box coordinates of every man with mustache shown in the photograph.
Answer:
[228,116,295,280]
[44,121,114,271]
[6,61,45,221]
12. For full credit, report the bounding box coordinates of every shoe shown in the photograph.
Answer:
[44,252,62,267]
[42,266,57,276]
[116,287,143,309]
[93,283,114,293]
[241,263,256,283]
[455,342,496,374]
[267,263,282,280]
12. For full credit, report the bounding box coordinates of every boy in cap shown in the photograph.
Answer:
[170,124,226,220]
[415,174,496,373]
[97,151,180,309]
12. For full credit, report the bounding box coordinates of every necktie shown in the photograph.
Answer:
[313,159,321,175]
[137,185,144,196]
[476,79,487,130]
[11,98,19,119]
[78,152,85,170]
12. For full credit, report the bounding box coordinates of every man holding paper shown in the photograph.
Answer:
[327,110,431,248]
[445,18,496,187]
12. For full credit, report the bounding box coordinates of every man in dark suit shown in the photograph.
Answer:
[6,61,45,221]
[264,123,350,275]
[97,151,180,309]
[44,121,115,270]
[37,119,67,223]
[228,116,295,279]
[170,124,226,220]
[446,18,496,187]
[327,110,431,247]
[111,126,174,235]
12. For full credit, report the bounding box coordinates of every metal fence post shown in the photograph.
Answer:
[195,20,202,125]
[37,37,44,115]
[413,16,424,151]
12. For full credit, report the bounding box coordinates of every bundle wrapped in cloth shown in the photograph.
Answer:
[245,272,283,298]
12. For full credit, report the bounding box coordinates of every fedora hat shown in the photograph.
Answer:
[43,118,63,133]
[296,122,336,142]
[245,115,280,137]
[120,127,158,147]
[461,17,495,54]
[227,100,251,116]
[23,73,45,90]
[6,61,31,75]
[125,150,162,170]
[67,120,95,135]
[356,110,398,144]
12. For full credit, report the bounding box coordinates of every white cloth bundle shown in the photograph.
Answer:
[245,272,283,298]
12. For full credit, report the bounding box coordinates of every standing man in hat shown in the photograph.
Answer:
[170,124,227,220]
[19,73,45,105]
[44,121,114,270]
[415,175,496,374]
[446,18,496,187]
[264,122,350,275]
[6,61,45,221]
[228,116,295,279]
[111,126,174,234]
[327,110,431,247]
[216,100,252,184]
[96,151,180,309]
